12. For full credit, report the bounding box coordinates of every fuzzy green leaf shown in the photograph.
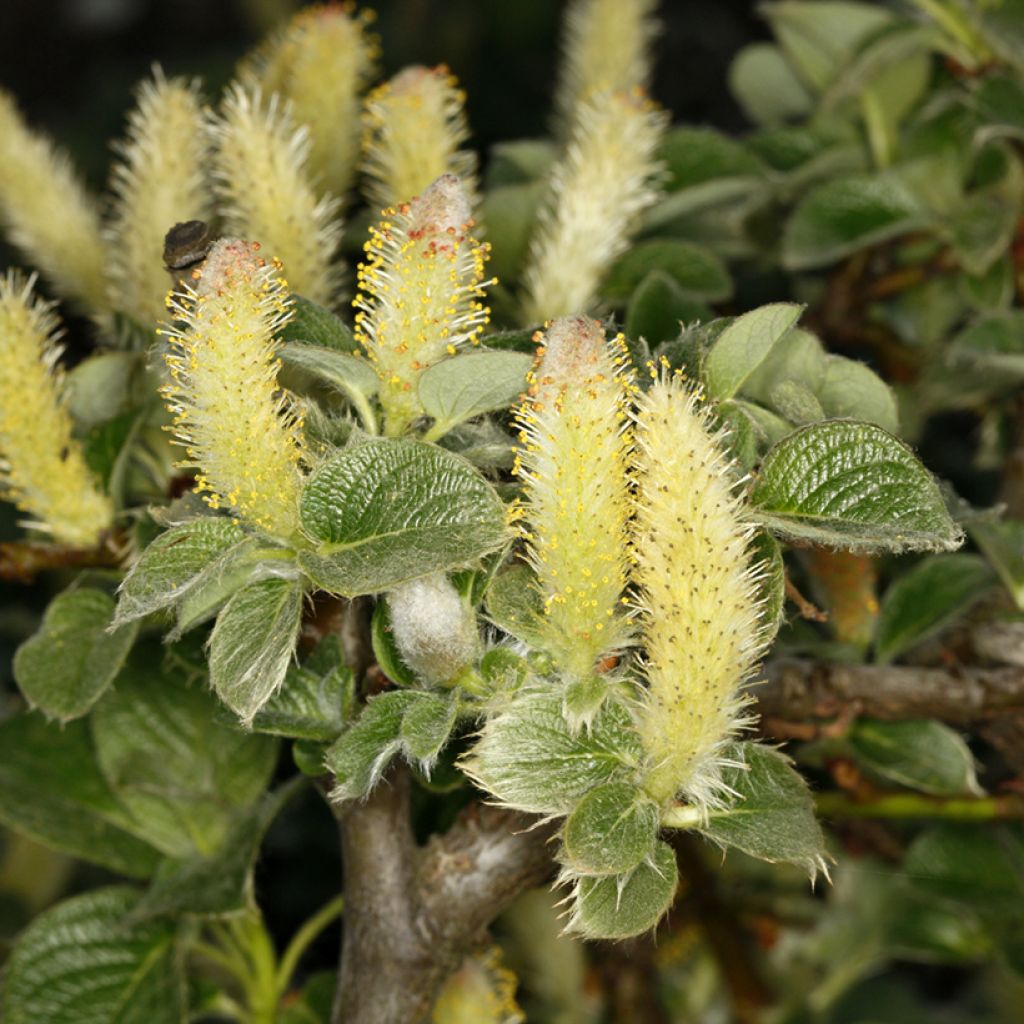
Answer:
[400,691,459,764]
[950,312,1024,377]
[875,554,995,663]
[461,691,643,816]
[484,564,547,648]
[279,340,380,397]
[816,355,899,433]
[14,588,136,721]
[603,240,732,303]
[625,271,709,349]
[299,439,507,596]
[280,294,357,351]
[208,577,304,723]
[481,181,546,281]
[970,518,1024,610]
[751,420,963,552]
[0,887,184,1024]
[562,782,660,877]
[729,42,813,126]
[568,840,679,939]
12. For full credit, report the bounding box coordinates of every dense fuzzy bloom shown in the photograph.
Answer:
[160,239,305,540]
[513,316,633,683]
[520,89,666,325]
[243,3,377,195]
[212,85,343,306]
[0,275,112,546]
[0,92,108,314]
[633,375,766,810]
[554,0,659,131]
[361,65,478,212]
[354,174,492,436]
[107,69,213,327]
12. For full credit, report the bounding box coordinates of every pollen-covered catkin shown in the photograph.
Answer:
[513,316,633,685]
[243,3,377,196]
[361,65,477,212]
[633,375,765,810]
[107,69,212,327]
[0,92,108,315]
[354,173,492,436]
[520,89,666,325]
[160,239,305,541]
[0,274,112,547]
[212,85,343,306]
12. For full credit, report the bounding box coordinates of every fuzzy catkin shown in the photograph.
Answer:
[361,65,478,212]
[212,85,343,306]
[513,316,633,683]
[520,89,666,325]
[353,174,492,436]
[0,92,108,315]
[633,376,765,809]
[107,69,213,327]
[0,275,112,547]
[161,239,305,540]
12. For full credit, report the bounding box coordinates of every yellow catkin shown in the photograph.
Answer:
[512,316,633,683]
[107,69,213,327]
[0,92,108,315]
[353,174,492,436]
[432,947,524,1024]
[520,89,666,325]
[554,0,659,131]
[361,65,478,212]
[244,3,377,196]
[0,274,112,546]
[633,375,765,810]
[160,238,305,540]
[212,85,343,306]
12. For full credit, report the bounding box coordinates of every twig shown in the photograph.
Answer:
[815,791,1024,821]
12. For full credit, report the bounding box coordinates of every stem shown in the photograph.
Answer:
[275,895,344,998]
[421,418,452,444]
[344,384,379,435]
[815,792,1024,821]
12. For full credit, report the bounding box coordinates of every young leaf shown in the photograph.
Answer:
[461,690,643,816]
[480,181,546,281]
[817,355,899,433]
[751,421,963,552]
[694,742,827,880]
[14,588,136,721]
[113,517,247,627]
[208,576,304,723]
[729,43,813,126]
[949,311,1024,378]
[400,690,459,764]
[848,720,981,797]
[483,563,547,648]
[602,239,732,303]
[567,840,679,939]
[279,340,380,398]
[562,782,660,877]
[280,293,357,351]
[0,714,161,878]
[874,554,995,663]
[625,271,708,348]
[0,887,183,1024]
[298,439,507,596]
[970,518,1024,610]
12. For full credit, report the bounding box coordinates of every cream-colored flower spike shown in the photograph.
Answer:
[0,92,108,315]
[0,274,112,547]
[555,0,658,131]
[212,85,343,306]
[520,89,666,325]
[513,316,633,689]
[361,65,478,212]
[633,373,766,811]
[161,239,305,541]
[244,3,377,195]
[107,69,213,327]
[354,174,492,437]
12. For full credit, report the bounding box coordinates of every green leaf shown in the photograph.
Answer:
[485,138,557,186]
[976,74,1024,144]
[481,181,546,281]
[704,302,804,400]
[65,350,144,429]
[875,554,995,663]
[949,189,1020,277]
[696,742,827,879]
[0,886,184,1024]
[752,531,786,645]
[625,271,709,349]
[971,0,1024,72]
[14,588,136,721]
[562,782,660,877]
[741,327,827,403]
[603,240,732,303]
[371,599,417,686]
[729,42,813,126]
[970,518,1024,610]
[751,420,963,552]
[782,173,930,270]
[298,439,507,596]
[461,690,643,816]
[133,781,300,919]
[113,518,247,627]
[483,563,546,648]
[768,379,825,425]
[848,720,981,797]
[816,355,900,433]
[280,294,357,351]
[0,714,161,878]
[209,577,304,723]
[279,340,379,399]
[400,691,458,764]
[91,649,278,859]
[568,840,678,939]
[418,350,532,437]
[950,312,1024,377]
